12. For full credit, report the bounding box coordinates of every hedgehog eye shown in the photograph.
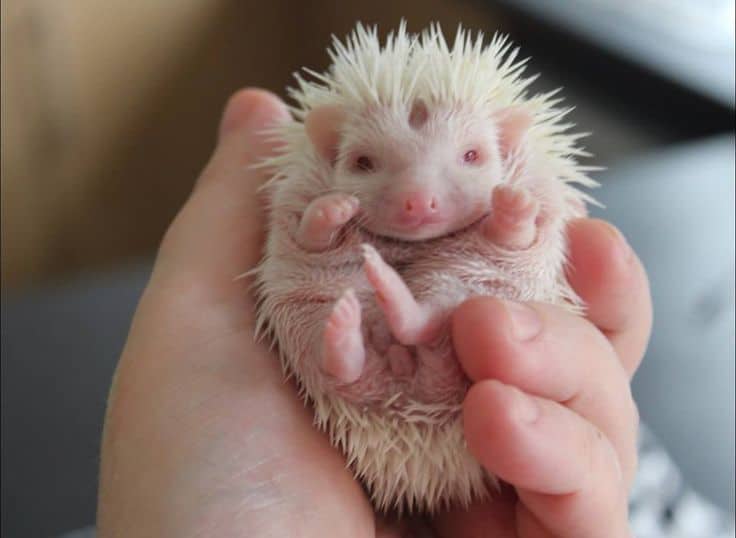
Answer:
[354,155,376,173]
[463,149,480,165]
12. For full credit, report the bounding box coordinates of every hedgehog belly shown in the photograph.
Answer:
[260,250,557,513]
[311,313,495,513]
[263,283,494,512]
[272,279,498,513]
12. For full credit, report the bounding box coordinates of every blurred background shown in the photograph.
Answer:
[2,0,734,536]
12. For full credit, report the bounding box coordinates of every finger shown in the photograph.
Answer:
[154,88,291,289]
[452,297,639,485]
[463,380,631,537]
[566,218,653,377]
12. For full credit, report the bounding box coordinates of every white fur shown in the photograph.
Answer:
[253,22,598,513]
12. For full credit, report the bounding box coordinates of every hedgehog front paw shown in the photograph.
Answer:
[297,193,360,252]
[483,184,540,250]
[322,288,365,384]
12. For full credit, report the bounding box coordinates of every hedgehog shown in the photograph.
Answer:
[252,22,598,514]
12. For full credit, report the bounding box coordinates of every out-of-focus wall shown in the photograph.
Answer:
[1,0,506,291]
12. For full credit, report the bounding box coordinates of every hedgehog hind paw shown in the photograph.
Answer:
[322,288,366,384]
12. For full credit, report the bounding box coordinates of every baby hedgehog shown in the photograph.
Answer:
[253,22,597,513]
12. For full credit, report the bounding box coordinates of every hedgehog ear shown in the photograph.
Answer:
[305,105,346,165]
[496,107,534,159]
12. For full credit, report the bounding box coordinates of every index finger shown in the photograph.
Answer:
[565,218,653,377]
[153,89,291,291]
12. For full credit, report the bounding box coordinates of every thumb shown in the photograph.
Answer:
[154,88,290,293]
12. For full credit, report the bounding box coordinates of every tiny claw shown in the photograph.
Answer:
[361,242,380,262]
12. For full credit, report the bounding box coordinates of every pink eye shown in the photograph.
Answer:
[463,149,479,164]
[355,155,375,172]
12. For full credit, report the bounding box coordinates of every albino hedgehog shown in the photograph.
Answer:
[253,22,598,513]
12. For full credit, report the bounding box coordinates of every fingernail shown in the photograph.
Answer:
[504,301,542,341]
[219,90,255,139]
[218,88,287,141]
[511,386,539,424]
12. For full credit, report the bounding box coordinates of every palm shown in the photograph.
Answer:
[99,91,376,537]
[104,275,378,535]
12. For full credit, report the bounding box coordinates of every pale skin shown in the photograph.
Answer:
[97,88,652,537]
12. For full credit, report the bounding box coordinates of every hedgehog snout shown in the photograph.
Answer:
[391,190,444,228]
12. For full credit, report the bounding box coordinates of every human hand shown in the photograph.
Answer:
[97,87,652,538]
[96,89,382,537]
[432,219,653,537]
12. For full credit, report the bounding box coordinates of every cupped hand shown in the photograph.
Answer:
[433,219,652,537]
[97,88,652,538]
[97,89,380,538]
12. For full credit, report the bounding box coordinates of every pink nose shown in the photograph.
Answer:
[403,192,439,218]
[397,191,439,224]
